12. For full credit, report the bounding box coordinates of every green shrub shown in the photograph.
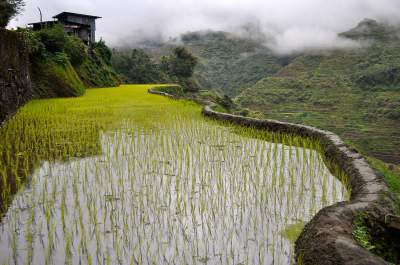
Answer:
[51,52,69,66]
[112,49,168,84]
[353,214,375,251]
[92,39,112,64]
[36,24,67,53]
[367,157,400,213]
[16,28,45,57]
[161,47,198,78]
[355,64,400,89]
[385,107,400,120]
[64,36,87,66]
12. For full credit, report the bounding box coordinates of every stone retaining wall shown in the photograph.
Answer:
[0,29,32,124]
[149,87,397,265]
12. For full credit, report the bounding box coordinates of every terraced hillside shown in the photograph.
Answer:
[237,20,400,164]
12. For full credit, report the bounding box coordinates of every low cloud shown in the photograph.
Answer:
[8,0,400,53]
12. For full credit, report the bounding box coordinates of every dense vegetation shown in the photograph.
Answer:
[19,24,119,98]
[112,46,199,92]
[140,30,286,97]
[0,0,24,28]
[236,20,400,164]
[181,31,286,96]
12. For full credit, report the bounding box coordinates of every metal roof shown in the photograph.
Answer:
[53,12,101,19]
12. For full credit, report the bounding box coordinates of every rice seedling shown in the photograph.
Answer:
[0,85,349,264]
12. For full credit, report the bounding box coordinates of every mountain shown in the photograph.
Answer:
[117,19,399,164]
[339,18,399,41]
[142,30,288,97]
[236,20,400,163]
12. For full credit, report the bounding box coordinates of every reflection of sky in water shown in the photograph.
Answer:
[0,120,348,265]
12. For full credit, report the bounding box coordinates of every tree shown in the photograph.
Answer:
[65,36,87,66]
[0,0,25,28]
[111,49,168,84]
[36,24,67,53]
[92,39,112,64]
[161,47,198,78]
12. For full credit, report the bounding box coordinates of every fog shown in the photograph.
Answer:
[8,0,400,53]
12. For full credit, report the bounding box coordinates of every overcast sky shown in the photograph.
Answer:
[9,0,400,53]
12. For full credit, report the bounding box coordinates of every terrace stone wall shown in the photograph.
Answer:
[0,29,33,124]
[149,87,399,265]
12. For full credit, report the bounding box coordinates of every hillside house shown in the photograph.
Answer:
[29,12,101,45]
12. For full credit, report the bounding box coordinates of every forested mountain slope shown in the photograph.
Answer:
[142,31,287,97]
[180,31,286,96]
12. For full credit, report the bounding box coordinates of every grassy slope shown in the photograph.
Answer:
[31,46,120,98]
[237,40,400,164]
[30,58,86,98]
[77,48,120,88]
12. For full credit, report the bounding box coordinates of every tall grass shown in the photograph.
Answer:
[0,85,349,264]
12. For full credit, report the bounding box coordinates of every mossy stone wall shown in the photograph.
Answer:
[0,29,32,123]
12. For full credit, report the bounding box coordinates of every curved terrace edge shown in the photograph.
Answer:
[148,87,397,265]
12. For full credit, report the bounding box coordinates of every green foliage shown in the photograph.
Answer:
[64,36,87,66]
[16,28,44,56]
[36,24,67,53]
[161,47,198,78]
[180,31,284,96]
[112,47,200,92]
[340,19,399,41]
[112,49,168,84]
[237,37,400,164]
[76,40,120,87]
[30,57,85,98]
[20,25,88,96]
[173,76,200,92]
[51,52,69,66]
[216,95,234,111]
[18,25,119,89]
[367,157,400,213]
[353,214,375,251]
[280,221,305,243]
[0,0,25,28]
[352,211,400,263]
[385,107,400,120]
[152,85,184,97]
[355,64,400,90]
[92,39,112,64]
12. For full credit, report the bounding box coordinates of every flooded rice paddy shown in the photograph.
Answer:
[0,85,349,264]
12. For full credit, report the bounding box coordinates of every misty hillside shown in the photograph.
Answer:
[236,20,400,163]
[180,31,288,96]
[113,19,400,164]
[141,31,289,97]
[339,18,400,41]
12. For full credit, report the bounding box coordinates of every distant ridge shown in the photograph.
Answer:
[340,18,399,41]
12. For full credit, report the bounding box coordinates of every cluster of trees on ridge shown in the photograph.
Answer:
[112,46,200,92]
[17,24,120,97]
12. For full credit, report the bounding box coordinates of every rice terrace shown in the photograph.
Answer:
[2,0,400,264]
[0,85,349,264]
